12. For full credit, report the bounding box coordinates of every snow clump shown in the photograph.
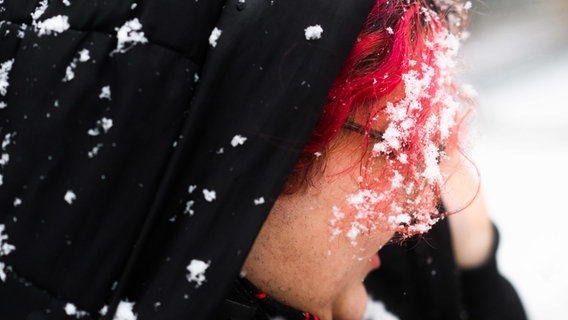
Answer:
[0,59,14,96]
[0,224,16,282]
[30,0,70,36]
[208,27,222,47]
[0,59,14,109]
[203,189,216,202]
[112,300,137,320]
[64,190,76,204]
[111,18,148,55]
[99,85,112,100]
[35,15,70,36]
[304,24,323,40]
[230,134,247,147]
[62,49,90,82]
[186,259,210,288]
[64,302,89,318]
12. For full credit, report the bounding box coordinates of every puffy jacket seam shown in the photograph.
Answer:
[4,267,98,315]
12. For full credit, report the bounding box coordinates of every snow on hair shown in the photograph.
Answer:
[291,0,473,237]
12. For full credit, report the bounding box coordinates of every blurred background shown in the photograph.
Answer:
[461,0,568,319]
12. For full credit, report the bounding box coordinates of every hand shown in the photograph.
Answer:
[441,151,495,269]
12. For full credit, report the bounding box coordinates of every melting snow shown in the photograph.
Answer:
[111,18,148,55]
[304,24,323,40]
[186,259,210,288]
[64,190,76,204]
[112,300,137,320]
[208,27,222,48]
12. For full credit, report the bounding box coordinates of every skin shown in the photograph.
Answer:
[242,131,394,320]
[441,151,495,269]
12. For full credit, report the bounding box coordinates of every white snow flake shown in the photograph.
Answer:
[186,259,210,288]
[203,189,216,202]
[78,49,90,62]
[88,143,104,158]
[37,14,69,35]
[111,18,148,55]
[0,224,16,282]
[184,200,195,215]
[99,85,112,100]
[62,0,71,6]
[30,0,48,22]
[64,303,88,318]
[35,15,70,36]
[112,300,137,320]
[253,197,265,206]
[62,49,91,82]
[99,305,108,316]
[230,135,247,147]
[208,27,222,47]
[0,59,14,108]
[0,59,14,97]
[64,190,76,204]
[100,118,113,132]
[13,197,21,207]
[304,24,323,40]
[0,153,9,166]
[87,117,113,136]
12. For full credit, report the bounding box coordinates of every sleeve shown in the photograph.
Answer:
[460,224,528,320]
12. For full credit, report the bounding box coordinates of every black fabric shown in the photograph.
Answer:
[365,219,528,320]
[0,0,374,319]
[217,277,319,320]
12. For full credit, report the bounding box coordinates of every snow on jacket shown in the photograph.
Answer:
[0,0,374,318]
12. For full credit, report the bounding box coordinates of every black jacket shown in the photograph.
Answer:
[365,219,528,320]
[0,1,374,319]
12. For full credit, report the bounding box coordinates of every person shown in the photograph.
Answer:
[0,1,524,320]
[364,151,528,319]
[0,1,380,318]
[215,0,526,319]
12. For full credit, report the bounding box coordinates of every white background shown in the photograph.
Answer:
[461,1,568,318]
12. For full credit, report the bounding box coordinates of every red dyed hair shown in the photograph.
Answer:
[286,0,472,235]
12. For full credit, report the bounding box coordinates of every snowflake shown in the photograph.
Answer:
[304,24,323,40]
[208,27,222,47]
[186,259,210,288]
